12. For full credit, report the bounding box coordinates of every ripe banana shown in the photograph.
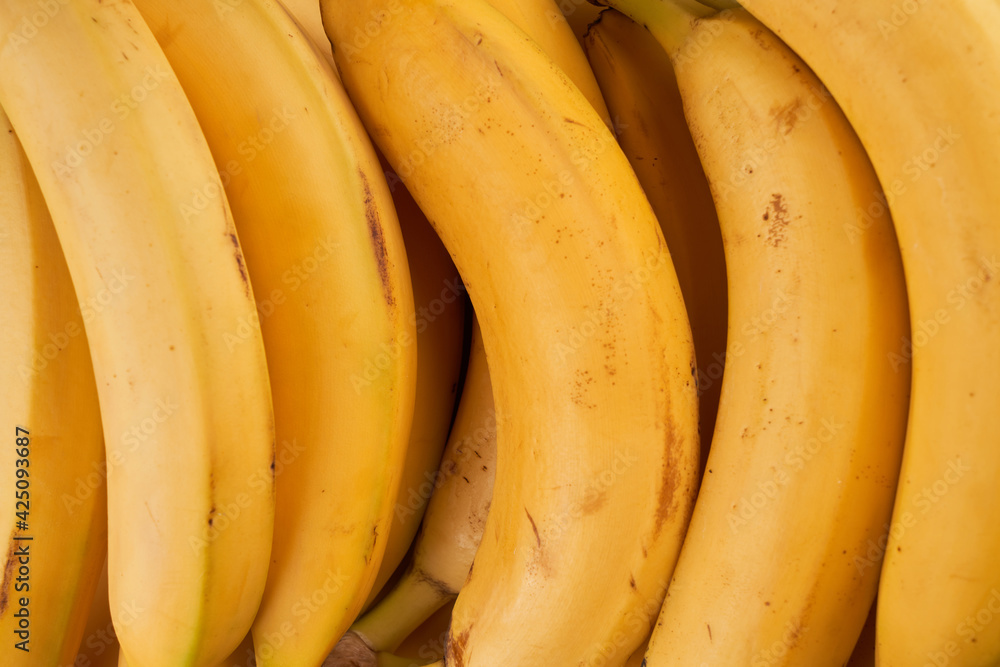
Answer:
[331,320,496,665]
[323,1,700,664]
[583,8,727,466]
[0,106,106,666]
[363,155,467,612]
[727,0,1000,663]
[597,3,909,664]
[484,0,611,125]
[127,0,417,665]
[0,2,275,664]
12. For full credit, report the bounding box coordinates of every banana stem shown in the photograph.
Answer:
[352,568,454,652]
[598,0,712,56]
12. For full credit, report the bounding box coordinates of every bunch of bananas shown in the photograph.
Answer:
[1,0,997,665]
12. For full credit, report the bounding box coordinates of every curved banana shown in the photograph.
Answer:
[725,0,1000,663]
[330,320,495,666]
[0,2,275,664]
[582,8,727,466]
[485,0,611,125]
[598,3,909,664]
[127,1,417,665]
[0,107,106,666]
[363,155,467,612]
[323,1,700,664]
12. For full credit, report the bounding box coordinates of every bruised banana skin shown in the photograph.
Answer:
[0,106,106,667]
[128,0,418,665]
[323,0,700,665]
[726,0,1000,664]
[598,3,908,665]
[0,1,276,664]
[331,320,496,665]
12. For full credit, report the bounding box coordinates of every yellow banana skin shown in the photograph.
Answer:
[485,0,611,125]
[127,0,418,664]
[363,155,466,613]
[0,1,275,664]
[0,107,106,666]
[331,320,496,665]
[725,0,1000,664]
[599,4,909,664]
[582,9,727,467]
[323,1,700,665]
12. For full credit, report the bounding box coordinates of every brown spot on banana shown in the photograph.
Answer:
[0,539,16,616]
[359,171,396,310]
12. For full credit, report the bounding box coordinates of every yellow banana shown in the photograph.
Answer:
[330,320,496,665]
[363,155,467,612]
[323,0,700,664]
[597,3,909,664]
[582,8,727,466]
[484,0,611,125]
[0,1,275,664]
[127,0,417,665]
[725,0,1000,663]
[0,106,106,666]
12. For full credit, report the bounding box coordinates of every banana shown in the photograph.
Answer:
[323,1,700,664]
[484,0,611,125]
[0,106,106,666]
[0,2,275,664]
[126,1,417,665]
[214,633,256,667]
[363,155,467,612]
[725,0,1000,663]
[330,320,496,666]
[596,3,909,664]
[582,8,727,467]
